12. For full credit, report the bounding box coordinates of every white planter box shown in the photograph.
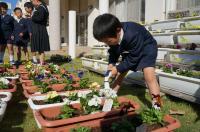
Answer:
[0,101,7,122]
[183,16,200,28]
[156,70,200,104]
[28,93,78,110]
[81,58,95,68]
[151,20,184,31]
[81,57,108,74]
[125,71,146,86]
[176,30,200,44]
[98,60,108,73]
[153,33,175,45]
[168,53,200,64]
[92,47,109,56]
[0,92,12,102]
[28,91,92,110]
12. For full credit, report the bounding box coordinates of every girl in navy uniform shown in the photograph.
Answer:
[12,7,29,64]
[93,14,161,109]
[31,0,50,65]
[24,2,38,64]
[0,2,15,65]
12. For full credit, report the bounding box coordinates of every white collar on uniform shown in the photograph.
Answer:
[15,17,22,23]
[119,28,124,44]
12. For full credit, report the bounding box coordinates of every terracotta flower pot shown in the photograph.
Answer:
[0,67,6,73]
[73,77,80,82]
[151,115,181,132]
[72,83,80,88]
[22,84,38,92]
[7,68,16,74]
[19,78,32,84]
[52,74,61,79]
[50,84,66,92]
[34,96,140,132]
[20,74,29,80]
[0,84,17,93]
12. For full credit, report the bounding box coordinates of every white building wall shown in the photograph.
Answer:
[145,0,165,24]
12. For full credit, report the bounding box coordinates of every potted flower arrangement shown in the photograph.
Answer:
[50,54,72,63]
[156,64,200,104]
[0,78,16,92]
[137,108,181,132]
[34,93,140,132]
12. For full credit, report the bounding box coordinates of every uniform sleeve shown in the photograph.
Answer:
[32,7,45,23]
[108,45,120,65]
[116,32,144,73]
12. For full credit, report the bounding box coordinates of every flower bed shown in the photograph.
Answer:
[28,90,92,110]
[34,96,140,131]
[156,64,200,103]
[0,78,17,93]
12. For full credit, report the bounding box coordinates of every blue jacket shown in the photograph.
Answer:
[13,18,29,43]
[108,22,158,73]
[0,14,14,40]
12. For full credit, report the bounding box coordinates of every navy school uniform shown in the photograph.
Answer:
[0,14,14,44]
[13,18,30,46]
[108,22,158,73]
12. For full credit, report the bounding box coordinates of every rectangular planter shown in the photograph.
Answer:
[0,84,17,93]
[183,16,200,28]
[156,70,200,104]
[176,30,200,44]
[0,92,12,102]
[151,19,184,31]
[81,57,95,68]
[168,52,200,64]
[34,96,140,131]
[92,47,109,56]
[28,90,92,110]
[81,57,108,75]
[152,33,175,45]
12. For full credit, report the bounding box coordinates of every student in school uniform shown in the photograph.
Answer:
[24,2,38,64]
[12,7,29,64]
[31,0,50,65]
[0,2,15,65]
[93,14,161,109]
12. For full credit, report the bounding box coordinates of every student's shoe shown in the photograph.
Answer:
[10,60,16,65]
[0,60,3,65]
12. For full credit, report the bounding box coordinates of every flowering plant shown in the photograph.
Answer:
[162,63,173,74]
[45,91,63,104]
[0,78,9,89]
[49,63,60,74]
[99,88,117,99]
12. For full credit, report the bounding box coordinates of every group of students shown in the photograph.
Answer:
[0,0,50,65]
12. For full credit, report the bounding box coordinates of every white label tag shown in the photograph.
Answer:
[102,99,113,112]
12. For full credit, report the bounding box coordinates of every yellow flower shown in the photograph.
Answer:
[46,91,58,99]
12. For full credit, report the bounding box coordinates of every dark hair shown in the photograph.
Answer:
[14,7,22,12]
[24,2,34,10]
[0,2,8,10]
[93,13,122,41]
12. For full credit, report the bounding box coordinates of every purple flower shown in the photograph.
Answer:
[165,63,173,68]
[176,44,182,49]
[77,71,84,78]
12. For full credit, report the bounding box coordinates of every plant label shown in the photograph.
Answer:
[102,99,113,112]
